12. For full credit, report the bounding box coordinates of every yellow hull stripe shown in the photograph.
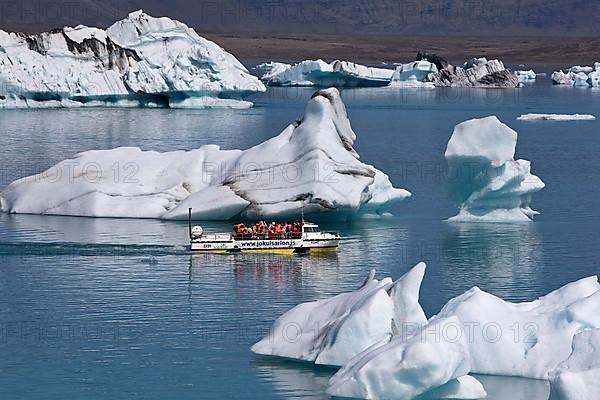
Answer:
[191,246,338,254]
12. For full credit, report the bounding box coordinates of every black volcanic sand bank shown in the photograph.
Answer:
[200,32,600,67]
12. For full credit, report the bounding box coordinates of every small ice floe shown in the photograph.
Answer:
[257,59,394,87]
[518,114,596,121]
[515,69,537,82]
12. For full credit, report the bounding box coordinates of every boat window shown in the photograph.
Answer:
[303,227,318,232]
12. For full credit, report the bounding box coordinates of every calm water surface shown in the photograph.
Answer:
[1,76,599,399]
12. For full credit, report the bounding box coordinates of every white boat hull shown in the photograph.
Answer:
[190,237,339,253]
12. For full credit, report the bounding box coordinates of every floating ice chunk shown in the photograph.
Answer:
[0,11,265,108]
[573,73,591,87]
[1,88,410,219]
[390,60,438,84]
[430,57,519,88]
[568,65,594,74]
[549,329,600,400]
[551,64,600,87]
[258,59,394,87]
[515,69,537,82]
[587,69,600,87]
[518,114,596,121]
[326,317,479,400]
[251,263,427,366]
[444,116,545,222]
[551,70,577,86]
[436,276,600,379]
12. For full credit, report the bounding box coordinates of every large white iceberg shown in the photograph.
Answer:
[258,59,394,87]
[436,276,600,379]
[250,262,600,399]
[549,329,600,400]
[251,263,427,367]
[0,88,410,219]
[444,116,545,222]
[0,10,265,108]
[327,317,485,400]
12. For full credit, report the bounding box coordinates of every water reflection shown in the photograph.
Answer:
[251,361,551,400]
[476,375,549,400]
[0,212,187,245]
[440,222,544,301]
[253,359,333,400]
[252,362,551,400]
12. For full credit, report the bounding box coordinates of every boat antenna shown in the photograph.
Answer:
[301,203,305,224]
[188,208,193,240]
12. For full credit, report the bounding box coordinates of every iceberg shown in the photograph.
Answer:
[326,317,485,400]
[573,73,591,88]
[250,261,600,399]
[568,65,594,74]
[0,88,410,219]
[387,53,518,88]
[518,114,596,121]
[426,55,520,88]
[444,116,545,222]
[251,263,427,367]
[389,60,437,88]
[436,276,600,379]
[551,63,600,88]
[257,59,394,87]
[0,10,265,108]
[549,329,600,400]
[587,67,600,87]
[551,70,577,86]
[515,69,537,82]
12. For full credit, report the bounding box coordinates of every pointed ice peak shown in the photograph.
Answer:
[127,9,146,19]
[360,269,377,288]
[305,88,358,158]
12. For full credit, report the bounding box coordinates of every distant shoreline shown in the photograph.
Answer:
[200,32,599,68]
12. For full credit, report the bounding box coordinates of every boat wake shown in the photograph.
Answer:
[0,241,186,258]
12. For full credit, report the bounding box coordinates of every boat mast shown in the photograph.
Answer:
[188,208,192,240]
[301,203,305,224]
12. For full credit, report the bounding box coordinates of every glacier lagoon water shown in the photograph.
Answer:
[1,79,599,399]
